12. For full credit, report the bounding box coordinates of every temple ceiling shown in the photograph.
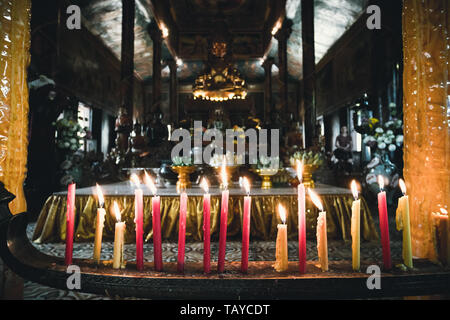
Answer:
[76,0,367,83]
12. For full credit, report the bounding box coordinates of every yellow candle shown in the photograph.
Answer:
[93,208,106,263]
[309,189,328,271]
[93,184,106,264]
[274,204,288,272]
[432,208,449,266]
[395,179,413,268]
[112,201,126,269]
[350,180,360,271]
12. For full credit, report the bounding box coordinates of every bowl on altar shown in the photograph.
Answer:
[171,165,196,190]
[287,164,320,189]
[251,168,279,189]
[212,165,240,189]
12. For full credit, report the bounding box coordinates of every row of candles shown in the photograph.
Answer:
[64,159,436,273]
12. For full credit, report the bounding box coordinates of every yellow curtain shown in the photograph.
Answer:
[403,0,450,260]
[0,0,31,214]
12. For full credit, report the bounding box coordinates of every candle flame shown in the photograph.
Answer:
[113,201,121,222]
[130,173,141,188]
[440,208,448,215]
[200,177,209,194]
[308,189,324,212]
[378,175,385,191]
[96,183,104,207]
[277,204,287,224]
[296,160,303,183]
[242,177,251,195]
[143,171,157,195]
[271,19,282,35]
[350,180,359,200]
[399,178,406,195]
[221,156,228,189]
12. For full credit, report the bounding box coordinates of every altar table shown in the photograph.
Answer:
[32,182,379,243]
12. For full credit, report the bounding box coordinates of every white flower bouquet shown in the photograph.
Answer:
[362,118,403,154]
[53,118,84,152]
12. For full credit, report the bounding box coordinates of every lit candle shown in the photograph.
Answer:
[241,177,251,273]
[395,179,413,268]
[144,171,163,271]
[218,157,229,273]
[296,160,306,274]
[200,178,211,274]
[93,184,106,264]
[112,201,126,269]
[377,175,392,270]
[432,208,449,266]
[350,180,361,271]
[274,204,288,272]
[65,182,76,266]
[130,174,144,271]
[309,189,328,272]
[177,187,188,273]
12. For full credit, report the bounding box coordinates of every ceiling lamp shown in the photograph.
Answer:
[192,65,247,101]
[192,19,248,102]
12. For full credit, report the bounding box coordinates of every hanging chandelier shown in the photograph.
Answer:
[192,24,248,102]
[192,65,248,101]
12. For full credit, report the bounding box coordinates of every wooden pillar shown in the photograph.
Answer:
[402,0,450,260]
[167,58,178,125]
[120,0,135,119]
[262,57,274,123]
[301,0,316,148]
[149,21,162,114]
[274,19,292,116]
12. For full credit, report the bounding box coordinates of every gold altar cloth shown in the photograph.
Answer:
[33,183,379,243]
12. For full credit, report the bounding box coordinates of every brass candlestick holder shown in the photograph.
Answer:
[171,166,196,190]
[251,168,279,189]
[302,164,319,189]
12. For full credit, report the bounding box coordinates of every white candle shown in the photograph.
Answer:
[309,189,328,272]
[350,180,360,271]
[274,204,288,272]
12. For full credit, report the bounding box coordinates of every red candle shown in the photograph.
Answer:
[377,176,392,270]
[131,174,144,271]
[218,160,229,273]
[200,178,211,273]
[65,182,76,265]
[177,190,188,273]
[144,172,163,271]
[296,160,306,274]
[241,177,251,273]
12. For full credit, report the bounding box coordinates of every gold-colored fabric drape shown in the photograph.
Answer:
[0,0,31,214]
[32,194,379,243]
[403,0,450,260]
